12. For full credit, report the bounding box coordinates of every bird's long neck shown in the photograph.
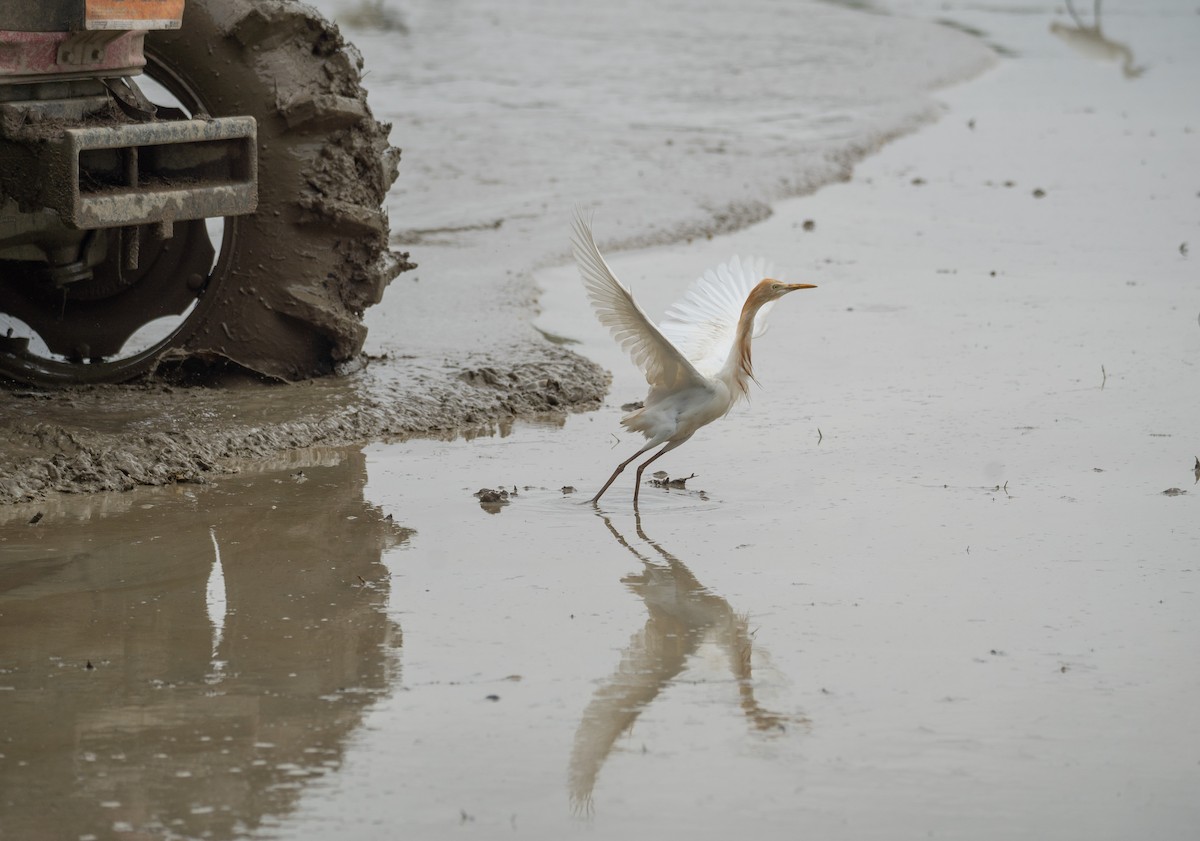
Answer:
[718,293,767,400]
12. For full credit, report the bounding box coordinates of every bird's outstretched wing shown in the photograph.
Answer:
[573,214,705,391]
[659,256,778,379]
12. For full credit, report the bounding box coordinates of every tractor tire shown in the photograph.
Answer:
[147,0,412,380]
[0,0,410,384]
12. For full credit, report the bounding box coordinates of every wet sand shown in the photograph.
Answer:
[3,1,1199,839]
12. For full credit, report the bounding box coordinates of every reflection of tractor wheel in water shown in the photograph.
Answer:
[0,0,410,385]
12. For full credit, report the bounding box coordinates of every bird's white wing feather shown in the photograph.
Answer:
[659,255,778,379]
[573,214,705,391]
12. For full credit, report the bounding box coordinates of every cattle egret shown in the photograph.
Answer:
[573,213,815,505]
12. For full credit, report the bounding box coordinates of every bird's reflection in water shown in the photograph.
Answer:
[569,511,805,813]
[1050,0,1144,78]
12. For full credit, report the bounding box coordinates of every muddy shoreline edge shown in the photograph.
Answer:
[0,344,608,505]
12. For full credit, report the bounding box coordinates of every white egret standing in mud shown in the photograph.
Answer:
[573,213,816,506]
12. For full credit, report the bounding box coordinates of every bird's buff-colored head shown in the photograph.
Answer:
[752,278,817,305]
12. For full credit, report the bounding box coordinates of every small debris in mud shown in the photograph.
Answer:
[28,511,43,525]
[1060,665,1069,673]
[620,401,644,412]
[802,219,816,231]
[1032,188,1046,198]
[1193,456,1199,484]
[485,694,500,702]
[989,649,1006,656]
[1161,487,1187,497]
[85,660,94,670]
[1180,242,1189,256]
[1093,467,1105,472]
[561,485,577,495]
[290,470,307,483]
[648,472,697,489]
[1003,180,1016,187]
[474,487,512,514]
[967,118,976,130]
[817,428,823,444]
[911,177,926,185]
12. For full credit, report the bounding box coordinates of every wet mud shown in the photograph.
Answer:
[0,344,606,504]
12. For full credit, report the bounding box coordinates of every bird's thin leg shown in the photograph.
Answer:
[633,437,690,507]
[592,441,658,504]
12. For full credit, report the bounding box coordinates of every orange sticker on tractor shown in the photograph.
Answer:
[85,0,185,29]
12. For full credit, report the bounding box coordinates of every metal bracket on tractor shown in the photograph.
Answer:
[3,116,257,232]
[1,0,257,260]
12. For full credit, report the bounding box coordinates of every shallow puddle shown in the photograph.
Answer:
[2,394,1197,838]
[0,451,407,839]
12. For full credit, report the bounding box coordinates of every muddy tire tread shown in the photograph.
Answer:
[148,0,412,380]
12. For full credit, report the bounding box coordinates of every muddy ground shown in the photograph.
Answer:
[0,346,606,503]
[0,0,991,504]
